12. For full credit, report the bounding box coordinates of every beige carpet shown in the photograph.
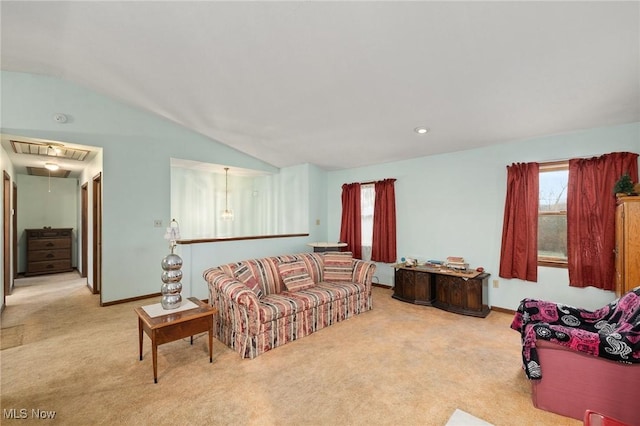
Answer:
[0,325,23,350]
[0,272,580,425]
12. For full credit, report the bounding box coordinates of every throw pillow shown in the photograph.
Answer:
[234,263,263,298]
[277,260,315,292]
[323,251,354,282]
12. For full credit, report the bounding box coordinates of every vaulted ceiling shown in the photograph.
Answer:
[1,1,639,171]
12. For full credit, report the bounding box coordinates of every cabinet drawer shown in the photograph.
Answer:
[28,238,71,250]
[27,249,70,262]
[27,229,72,239]
[27,260,72,274]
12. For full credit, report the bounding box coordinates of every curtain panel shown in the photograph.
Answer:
[340,183,362,259]
[499,162,539,282]
[371,179,397,263]
[567,152,639,290]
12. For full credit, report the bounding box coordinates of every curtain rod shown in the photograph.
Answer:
[539,151,635,164]
[353,178,396,185]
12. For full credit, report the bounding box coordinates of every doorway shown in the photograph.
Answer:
[3,171,11,307]
[81,182,90,286]
[92,173,102,298]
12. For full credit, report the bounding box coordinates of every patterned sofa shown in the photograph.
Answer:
[203,252,376,359]
[510,287,640,424]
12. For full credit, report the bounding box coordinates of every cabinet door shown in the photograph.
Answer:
[624,200,640,294]
[394,268,415,301]
[436,275,461,306]
[464,280,483,312]
[615,204,624,296]
[435,275,449,306]
[449,279,464,308]
[414,271,432,303]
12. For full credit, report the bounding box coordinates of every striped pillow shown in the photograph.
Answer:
[323,252,354,282]
[234,263,263,298]
[277,260,315,292]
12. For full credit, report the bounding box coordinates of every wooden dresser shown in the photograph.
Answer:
[25,228,73,276]
[615,196,640,296]
[392,264,490,317]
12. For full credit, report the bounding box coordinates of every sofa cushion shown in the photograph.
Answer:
[283,281,366,309]
[234,263,263,298]
[323,251,354,282]
[277,260,315,292]
[258,294,308,322]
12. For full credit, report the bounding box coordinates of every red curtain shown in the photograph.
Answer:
[372,179,397,263]
[339,183,362,259]
[499,162,539,282]
[567,152,639,289]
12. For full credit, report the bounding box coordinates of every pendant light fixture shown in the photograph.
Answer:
[221,167,234,221]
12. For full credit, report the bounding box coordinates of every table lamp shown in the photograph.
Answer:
[161,219,183,310]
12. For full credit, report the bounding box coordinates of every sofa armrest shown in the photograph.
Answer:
[353,259,376,286]
[204,268,260,335]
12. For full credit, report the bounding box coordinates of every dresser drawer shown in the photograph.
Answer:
[28,238,71,251]
[27,229,73,239]
[27,260,72,274]
[27,249,70,262]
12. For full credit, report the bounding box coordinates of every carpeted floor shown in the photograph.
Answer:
[0,272,580,425]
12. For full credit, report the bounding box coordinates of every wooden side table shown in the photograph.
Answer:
[134,297,217,383]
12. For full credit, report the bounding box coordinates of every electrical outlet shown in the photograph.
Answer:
[493,279,499,288]
[316,219,320,225]
[154,219,163,228]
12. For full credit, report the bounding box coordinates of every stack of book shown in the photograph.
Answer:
[445,256,469,271]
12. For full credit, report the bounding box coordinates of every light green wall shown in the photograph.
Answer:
[3,70,638,310]
[1,71,324,303]
[327,122,640,310]
[16,174,79,272]
[0,144,17,304]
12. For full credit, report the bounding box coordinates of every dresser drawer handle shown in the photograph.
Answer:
[46,253,54,258]
[46,242,54,247]
[46,264,54,269]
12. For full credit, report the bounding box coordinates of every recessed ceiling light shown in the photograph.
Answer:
[414,127,430,134]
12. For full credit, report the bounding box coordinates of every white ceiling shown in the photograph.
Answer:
[1,1,639,171]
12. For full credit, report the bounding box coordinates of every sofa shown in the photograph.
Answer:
[510,287,640,424]
[203,252,376,359]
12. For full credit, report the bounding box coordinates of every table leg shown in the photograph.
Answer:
[152,332,158,384]
[209,322,213,363]
[138,317,143,361]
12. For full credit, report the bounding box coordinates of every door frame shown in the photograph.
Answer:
[81,182,89,284]
[12,181,17,280]
[92,173,102,299]
[3,171,11,308]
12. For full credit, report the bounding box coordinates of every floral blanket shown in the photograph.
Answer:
[510,287,640,379]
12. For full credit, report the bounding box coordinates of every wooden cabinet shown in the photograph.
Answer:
[26,228,73,276]
[392,267,436,306]
[433,273,490,318]
[393,264,490,317]
[615,196,640,297]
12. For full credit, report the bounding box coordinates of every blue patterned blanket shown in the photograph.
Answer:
[510,287,640,379]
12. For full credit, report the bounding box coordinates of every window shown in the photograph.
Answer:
[360,184,375,261]
[538,161,568,267]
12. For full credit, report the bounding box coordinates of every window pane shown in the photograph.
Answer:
[538,214,567,259]
[539,170,568,212]
[361,184,375,247]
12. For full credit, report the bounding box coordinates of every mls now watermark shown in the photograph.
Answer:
[3,408,57,420]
